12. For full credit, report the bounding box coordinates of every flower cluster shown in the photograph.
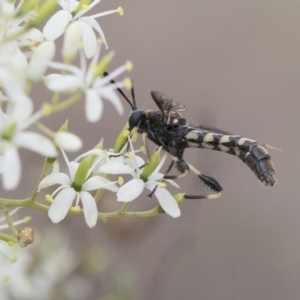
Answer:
[0,0,189,289]
[0,0,185,258]
[0,0,127,190]
[38,138,181,228]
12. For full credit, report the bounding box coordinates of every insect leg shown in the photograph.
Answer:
[163,157,222,200]
[163,157,190,180]
[165,160,175,174]
[186,162,222,192]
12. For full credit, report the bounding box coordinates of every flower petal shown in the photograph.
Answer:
[99,163,135,177]
[22,28,44,43]
[82,176,118,192]
[54,132,82,152]
[153,187,181,218]
[43,10,72,41]
[14,131,57,157]
[148,172,164,182]
[38,173,71,191]
[48,187,76,223]
[165,179,180,188]
[80,20,97,58]
[117,179,144,202]
[2,145,21,190]
[85,89,103,122]
[99,88,123,115]
[44,74,81,93]
[80,17,108,49]
[80,191,98,228]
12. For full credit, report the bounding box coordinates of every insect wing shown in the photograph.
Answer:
[151,91,186,113]
[190,123,233,135]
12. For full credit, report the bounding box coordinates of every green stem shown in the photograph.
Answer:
[1,205,18,237]
[118,202,130,214]
[29,158,56,204]
[35,122,55,139]
[0,232,17,243]
[94,174,112,203]
[98,205,164,222]
[51,92,61,104]
[51,92,83,113]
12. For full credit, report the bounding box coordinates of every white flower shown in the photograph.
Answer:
[100,150,181,218]
[45,46,130,122]
[43,0,123,58]
[38,149,119,228]
[0,103,57,190]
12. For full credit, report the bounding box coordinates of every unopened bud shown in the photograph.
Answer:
[63,21,82,62]
[27,41,55,82]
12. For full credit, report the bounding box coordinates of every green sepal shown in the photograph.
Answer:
[73,0,91,16]
[58,120,68,132]
[72,156,92,190]
[93,51,115,79]
[29,0,58,27]
[18,0,39,17]
[173,193,185,204]
[2,122,17,140]
[114,124,129,153]
[93,138,104,150]
[140,147,162,182]
[90,138,104,163]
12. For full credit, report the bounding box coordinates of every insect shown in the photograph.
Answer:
[104,73,276,199]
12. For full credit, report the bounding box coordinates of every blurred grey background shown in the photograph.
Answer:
[2,1,300,299]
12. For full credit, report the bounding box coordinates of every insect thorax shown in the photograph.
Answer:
[138,110,193,157]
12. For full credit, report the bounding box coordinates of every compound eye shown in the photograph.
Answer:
[129,109,144,130]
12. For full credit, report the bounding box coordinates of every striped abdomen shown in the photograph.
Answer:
[185,130,276,186]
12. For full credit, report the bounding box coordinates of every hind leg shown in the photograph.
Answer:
[164,157,222,200]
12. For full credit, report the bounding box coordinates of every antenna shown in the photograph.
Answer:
[130,79,137,109]
[103,72,136,110]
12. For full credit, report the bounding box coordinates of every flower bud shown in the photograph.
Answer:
[27,41,55,82]
[54,132,82,152]
[62,21,82,62]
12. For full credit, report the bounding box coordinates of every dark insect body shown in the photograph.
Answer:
[104,73,276,199]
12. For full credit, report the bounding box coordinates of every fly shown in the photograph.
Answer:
[104,73,277,200]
